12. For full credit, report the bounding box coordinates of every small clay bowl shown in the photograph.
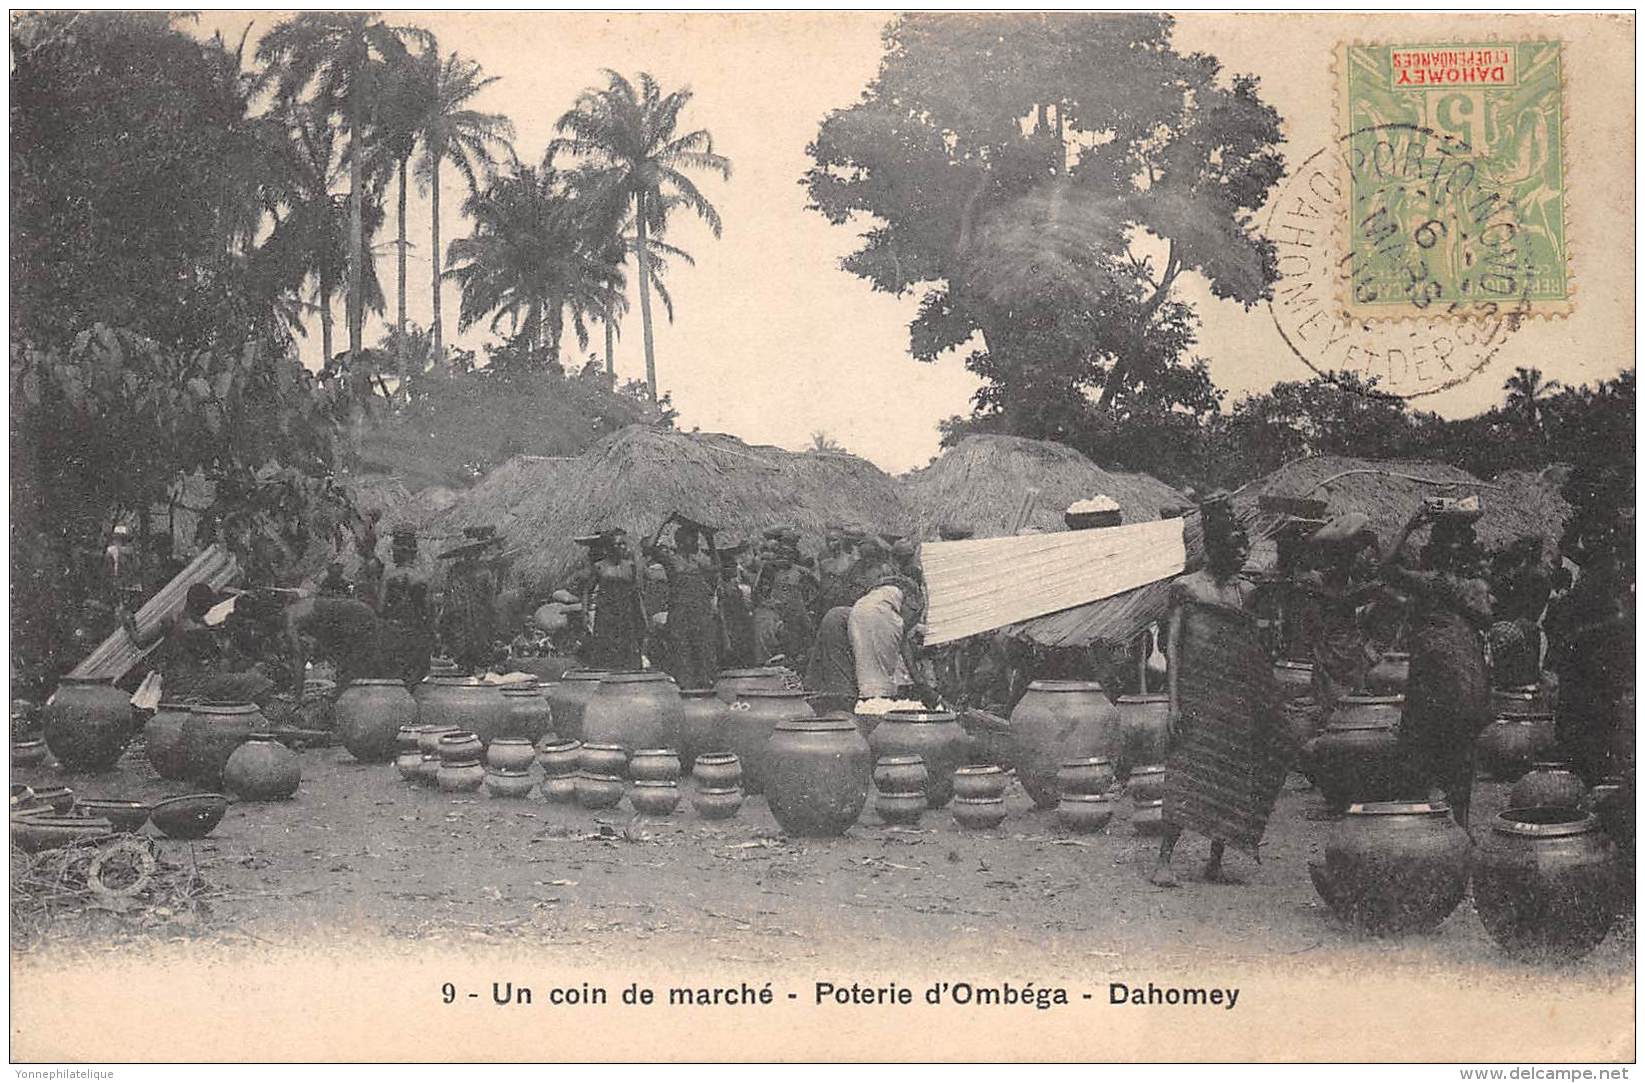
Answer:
[11,813,113,852]
[149,793,228,840]
[75,798,151,833]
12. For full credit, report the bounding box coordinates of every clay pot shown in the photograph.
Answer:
[952,765,1009,801]
[691,787,743,820]
[678,688,728,769]
[484,768,535,799]
[1057,793,1115,834]
[868,709,968,808]
[713,666,789,704]
[1009,680,1123,808]
[11,738,47,768]
[535,738,582,778]
[417,678,510,747]
[1510,762,1587,810]
[1058,757,1117,797]
[181,702,263,790]
[485,738,538,773]
[630,779,681,816]
[396,725,422,754]
[144,703,192,780]
[416,724,461,756]
[11,813,113,852]
[692,752,743,790]
[75,798,150,833]
[1116,693,1170,777]
[335,678,415,764]
[1474,808,1618,960]
[395,750,424,782]
[1491,684,1550,718]
[223,733,301,801]
[1309,801,1472,933]
[579,743,629,777]
[575,772,625,810]
[1304,697,1405,812]
[727,689,815,794]
[437,758,485,793]
[764,714,872,837]
[1131,798,1167,835]
[501,684,555,743]
[630,748,682,783]
[541,670,607,741]
[873,755,928,795]
[1272,659,1315,700]
[149,793,228,840]
[417,754,441,786]
[1476,713,1557,781]
[952,796,1007,830]
[1127,765,1167,803]
[1365,652,1411,695]
[42,677,134,773]
[875,789,925,825]
[581,671,684,755]
[541,774,578,804]
[437,731,484,764]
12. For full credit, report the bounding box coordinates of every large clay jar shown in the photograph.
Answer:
[713,666,789,704]
[144,702,193,781]
[42,678,133,773]
[335,679,415,764]
[1272,659,1315,700]
[1476,713,1556,781]
[418,678,510,746]
[1305,696,1404,812]
[726,689,814,794]
[581,672,684,754]
[1366,652,1411,696]
[952,765,1008,801]
[1510,762,1587,810]
[1474,808,1618,960]
[868,709,968,808]
[541,670,608,741]
[501,684,555,743]
[763,714,872,838]
[1010,680,1122,808]
[223,733,301,801]
[1116,694,1170,778]
[182,702,262,790]
[1309,801,1471,933]
[1491,684,1550,718]
[678,689,728,770]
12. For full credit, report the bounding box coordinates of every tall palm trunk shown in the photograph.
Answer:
[396,155,409,399]
[347,87,365,363]
[320,281,334,366]
[604,317,615,378]
[633,191,659,400]
[430,155,444,373]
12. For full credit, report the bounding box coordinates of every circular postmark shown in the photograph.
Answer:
[1266,123,1534,399]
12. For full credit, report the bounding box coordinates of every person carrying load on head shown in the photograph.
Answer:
[715,537,756,669]
[377,526,433,686]
[436,527,502,675]
[582,529,645,672]
[644,514,720,689]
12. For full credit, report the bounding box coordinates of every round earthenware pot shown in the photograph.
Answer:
[1131,798,1167,836]
[541,670,607,742]
[629,779,681,816]
[578,743,629,777]
[181,702,262,790]
[1127,765,1167,803]
[952,796,1007,830]
[630,748,683,783]
[75,798,150,833]
[692,752,743,790]
[727,689,815,795]
[575,772,625,810]
[869,709,968,808]
[335,679,415,764]
[713,666,789,704]
[1116,694,1171,777]
[144,702,193,781]
[1509,762,1587,810]
[42,677,134,774]
[581,671,684,755]
[437,758,485,793]
[875,790,926,826]
[1057,757,1117,798]
[1057,793,1115,834]
[1476,714,1557,782]
[952,765,1009,801]
[501,684,555,743]
[541,774,579,804]
[535,738,582,778]
[691,787,743,820]
[436,731,484,764]
[484,768,535,799]
[1010,680,1122,808]
[764,714,871,838]
[418,678,510,747]
[223,733,301,801]
[149,793,228,840]
[678,688,729,770]
[1309,801,1472,933]
[485,738,538,773]
[1474,808,1618,960]
[872,755,928,796]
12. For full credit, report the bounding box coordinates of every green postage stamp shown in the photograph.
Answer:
[1338,41,1570,319]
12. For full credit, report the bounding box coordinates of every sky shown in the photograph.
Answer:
[194,11,1635,475]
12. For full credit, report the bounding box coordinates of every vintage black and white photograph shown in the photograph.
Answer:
[7,8,1636,1065]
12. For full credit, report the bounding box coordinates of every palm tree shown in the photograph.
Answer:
[550,70,730,400]
[445,162,621,365]
[371,48,436,397]
[256,13,430,366]
[412,48,515,372]
[1504,366,1563,443]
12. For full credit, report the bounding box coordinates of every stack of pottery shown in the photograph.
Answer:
[42,677,135,774]
[952,765,1009,828]
[763,713,871,838]
[677,689,728,770]
[628,749,682,816]
[501,682,555,743]
[1307,801,1472,933]
[144,702,193,781]
[1056,758,1117,834]
[1009,680,1123,808]
[712,666,789,704]
[436,730,484,793]
[1476,712,1556,781]
[223,733,301,801]
[872,755,928,826]
[418,678,510,747]
[541,670,607,741]
[415,724,459,787]
[581,672,684,754]
[690,752,743,820]
[483,737,537,799]
[535,736,581,803]
[181,702,263,790]
[1128,764,1167,835]
[726,689,815,794]
[1303,695,1405,813]
[335,678,415,764]
[1473,808,1618,960]
[1115,694,1170,778]
[576,741,628,810]
[1509,762,1587,810]
[395,726,424,781]
[867,708,968,808]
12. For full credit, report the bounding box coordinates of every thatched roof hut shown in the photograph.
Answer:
[436,426,914,591]
[902,435,1191,539]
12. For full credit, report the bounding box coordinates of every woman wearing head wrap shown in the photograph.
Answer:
[377,527,433,685]
[847,574,926,699]
[584,530,646,671]
[645,521,719,689]
[1298,513,1384,721]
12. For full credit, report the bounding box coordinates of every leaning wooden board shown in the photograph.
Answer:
[68,544,241,681]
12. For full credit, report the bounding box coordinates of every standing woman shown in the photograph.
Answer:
[715,539,756,669]
[378,527,433,686]
[1380,504,1493,826]
[647,520,719,689]
[585,530,646,672]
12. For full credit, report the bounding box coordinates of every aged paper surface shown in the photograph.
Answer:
[8,9,1634,1065]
